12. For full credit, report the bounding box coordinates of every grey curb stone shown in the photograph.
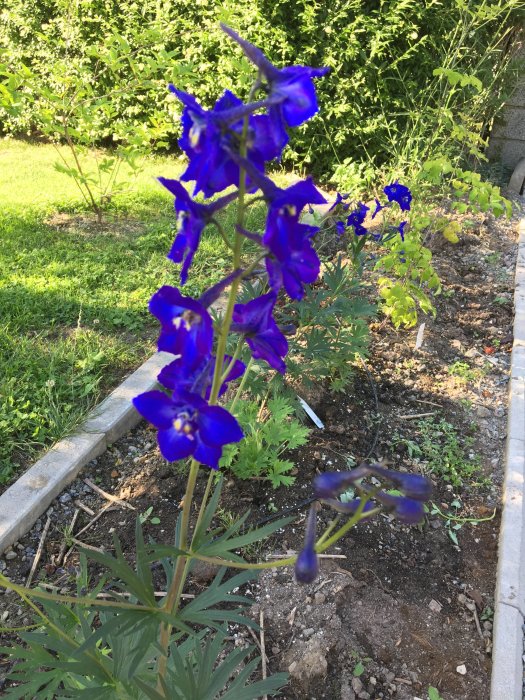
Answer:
[491,216,525,699]
[0,351,173,555]
[0,432,106,553]
[491,603,523,700]
[83,351,173,443]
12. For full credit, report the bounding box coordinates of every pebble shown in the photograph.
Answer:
[314,592,326,604]
[59,493,72,504]
[1,610,8,621]
[456,664,467,675]
[5,551,17,561]
[476,406,491,418]
[0,561,6,571]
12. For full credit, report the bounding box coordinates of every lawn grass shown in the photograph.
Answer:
[0,138,270,486]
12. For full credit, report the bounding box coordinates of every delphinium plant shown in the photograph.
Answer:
[0,26,432,698]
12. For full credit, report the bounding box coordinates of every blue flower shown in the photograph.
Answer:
[346,202,369,236]
[371,198,384,219]
[398,221,407,242]
[231,292,288,373]
[221,24,328,131]
[149,286,213,362]
[335,221,346,236]
[158,178,238,285]
[383,182,412,212]
[313,466,369,499]
[329,192,350,213]
[158,353,245,399]
[171,86,284,198]
[295,506,319,584]
[133,390,243,469]
[367,465,432,501]
[226,154,325,299]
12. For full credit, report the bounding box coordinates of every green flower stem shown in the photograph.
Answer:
[211,218,235,250]
[187,502,380,571]
[157,457,200,691]
[230,357,253,413]
[220,336,244,384]
[315,515,341,546]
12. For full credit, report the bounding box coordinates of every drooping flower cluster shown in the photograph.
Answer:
[133,25,328,468]
[294,463,432,583]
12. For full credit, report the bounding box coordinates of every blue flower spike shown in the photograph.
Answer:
[295,505,319,584]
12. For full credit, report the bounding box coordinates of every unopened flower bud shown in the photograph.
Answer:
[295,506,319,584]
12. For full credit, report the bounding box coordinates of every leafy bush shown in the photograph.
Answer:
[1,0,523,177]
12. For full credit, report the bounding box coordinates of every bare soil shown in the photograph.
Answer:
[0,200,519,699]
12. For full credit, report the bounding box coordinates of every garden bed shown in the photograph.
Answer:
[0,200,519,699]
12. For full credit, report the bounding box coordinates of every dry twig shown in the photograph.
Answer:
[260,609,268,700]
[398,411,436,420]
[55,508,80,566]
[25,517,51,587]
[83,478,135,510]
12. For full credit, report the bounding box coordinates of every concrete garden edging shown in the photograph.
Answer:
[0,351,173,554]
[490,216,525,700]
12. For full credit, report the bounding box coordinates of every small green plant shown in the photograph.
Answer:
[220,395,310,488]
[417,418,482,487]
[428,687,445,700]
[485,252,502,266]
[280,256,375,391]
[428,498,496,546]
[447,360,482,384]
[139,506,160,526]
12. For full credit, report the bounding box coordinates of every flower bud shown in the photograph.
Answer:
[295,506,319,584]
[375,491,425,525]
[313,465,369,499]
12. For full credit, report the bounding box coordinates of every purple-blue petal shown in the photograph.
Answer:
[157,428,195,462]
[132,391,178,429]
[198,405,243,446]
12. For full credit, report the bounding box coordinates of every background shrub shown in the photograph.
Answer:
[1,0,524,178]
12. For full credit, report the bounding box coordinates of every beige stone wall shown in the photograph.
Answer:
[488,49,525,168]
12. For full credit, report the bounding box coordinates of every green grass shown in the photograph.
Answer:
[0,138,274,485]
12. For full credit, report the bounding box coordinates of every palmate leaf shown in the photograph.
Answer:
[136,628,287,700]
[197,514,293,559]
[179,568,257,630]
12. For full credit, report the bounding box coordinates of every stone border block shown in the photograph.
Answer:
[0,351,174,555]
[491,603,524,700]
[492,214,525,698]
[83,351,172,444]
[0,431,106,553]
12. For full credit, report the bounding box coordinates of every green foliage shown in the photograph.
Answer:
[376,234,440,328]
[417,418,482,487]
[1,0,523,177]
[284,256,375,390]
[0,514,288,698]
[421,157,513,218]
[0,26,173,221]
[220,395,310,487]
